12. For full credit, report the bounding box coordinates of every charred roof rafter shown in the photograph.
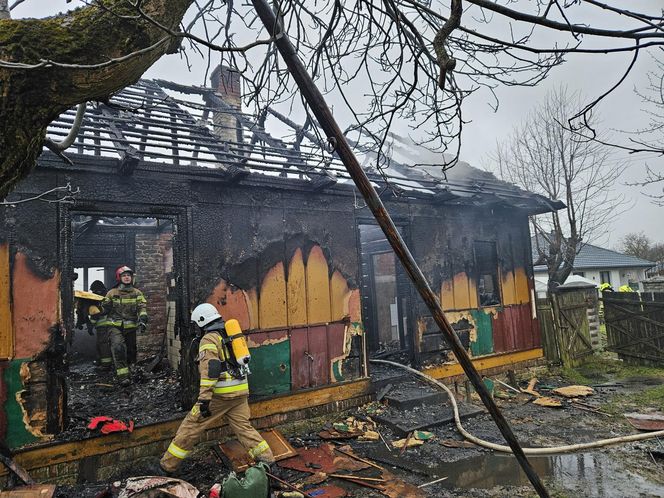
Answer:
[41,78,563,215]
[98,105,141,175]
[155,79,338,190]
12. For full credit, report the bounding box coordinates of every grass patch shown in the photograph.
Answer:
[601,384,664,416]
[581,356,664,379]
[549,355,664,385]
[559,366,592,385]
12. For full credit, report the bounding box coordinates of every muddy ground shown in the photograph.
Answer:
[50,354,664,497]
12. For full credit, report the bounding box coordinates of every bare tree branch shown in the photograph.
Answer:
[495,87,630,287]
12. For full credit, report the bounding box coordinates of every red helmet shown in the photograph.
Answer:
[115,265,134,282]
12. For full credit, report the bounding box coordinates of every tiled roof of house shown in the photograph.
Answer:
[532,237,655,271]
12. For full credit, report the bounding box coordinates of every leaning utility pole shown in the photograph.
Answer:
[251,1,549,496]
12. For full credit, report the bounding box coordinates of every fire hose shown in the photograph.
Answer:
[371,359,664,454]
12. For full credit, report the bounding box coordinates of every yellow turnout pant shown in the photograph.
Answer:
[160,394,274,472]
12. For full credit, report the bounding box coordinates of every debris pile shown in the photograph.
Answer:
[492,376,608,414]
[62,359,184,441]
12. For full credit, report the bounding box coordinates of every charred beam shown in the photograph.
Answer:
[146,82,248,182]
[99,107,141,176]
[432,187,457,204]
[309,171,337,191]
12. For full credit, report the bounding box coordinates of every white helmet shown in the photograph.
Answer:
[191,303,222,328]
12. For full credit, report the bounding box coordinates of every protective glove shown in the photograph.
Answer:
[198,399,212,418]
[138,323,147,334]
[86,324,94,336]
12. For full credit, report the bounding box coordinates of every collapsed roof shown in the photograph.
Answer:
[44,78,564,215]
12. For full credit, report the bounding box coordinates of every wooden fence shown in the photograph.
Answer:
[536,286,595,367]
[604,292,664,367]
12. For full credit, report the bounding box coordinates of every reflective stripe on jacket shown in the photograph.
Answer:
[100,286,147,330]
[198,331,248,400]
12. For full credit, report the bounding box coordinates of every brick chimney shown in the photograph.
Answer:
[210,65,242,143]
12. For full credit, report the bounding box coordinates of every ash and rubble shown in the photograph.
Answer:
[61,356,185,441]
[45,358,664,498]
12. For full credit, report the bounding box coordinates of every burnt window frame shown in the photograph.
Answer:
[473,240,502,307]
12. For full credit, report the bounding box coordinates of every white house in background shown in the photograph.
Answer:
[532,239,655,290]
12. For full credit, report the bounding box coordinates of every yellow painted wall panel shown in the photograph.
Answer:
[306,246,331,324]
[445,311,477,341]
[453,272,477,310]
[246,288,259,330]
[441,280,455,311]
[330,270,351,321]
[514,267,530,304]
[468,275,478,309]
[0,244,13,359]
[501,269,517,306]
[287,248,307,326]
[259,262,287,329]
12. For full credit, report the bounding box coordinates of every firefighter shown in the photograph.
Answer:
[88,302,113,371]
[159,303,274,475]
[88,280,112,370]
[98,266,148,386]
[599,282,614,293]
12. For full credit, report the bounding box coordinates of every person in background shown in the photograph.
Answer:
[98,266,148,386]
[87,280,111,371]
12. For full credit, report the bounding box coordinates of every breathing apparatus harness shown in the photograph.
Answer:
[205,319,252,379]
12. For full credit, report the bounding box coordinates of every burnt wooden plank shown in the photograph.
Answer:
[289,327,309,390]
[307,326,330,388]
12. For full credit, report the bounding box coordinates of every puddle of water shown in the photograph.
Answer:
[440,452,663,497]
[368,446,664,497]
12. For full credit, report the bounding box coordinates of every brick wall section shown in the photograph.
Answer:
[135,230,173,358]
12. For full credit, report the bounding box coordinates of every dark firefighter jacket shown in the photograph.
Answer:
[98,286,147,330]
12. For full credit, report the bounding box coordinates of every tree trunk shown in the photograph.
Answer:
[0,0,194,199]
[0,1,9,21]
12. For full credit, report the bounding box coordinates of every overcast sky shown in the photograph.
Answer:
[15,1,663,249]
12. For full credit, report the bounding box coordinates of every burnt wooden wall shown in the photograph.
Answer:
[0,153,542,447]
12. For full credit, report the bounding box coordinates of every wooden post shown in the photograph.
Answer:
[250,2,549,496]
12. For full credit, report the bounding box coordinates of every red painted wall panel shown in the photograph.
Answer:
[493,304,539,353]
[12,253,59,359]
[290,327,309,390]
[327,323,346,360]
[308,326,330,388]
[289,323,345,390]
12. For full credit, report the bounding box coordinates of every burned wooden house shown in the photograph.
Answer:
[0,67,562,479]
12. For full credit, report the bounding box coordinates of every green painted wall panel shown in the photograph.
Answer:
[4,360,37,448]
[248,341,291,396]
[470,310,494,356]
[332,360,343,382]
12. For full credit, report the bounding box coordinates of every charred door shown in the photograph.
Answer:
[358,224,413,355]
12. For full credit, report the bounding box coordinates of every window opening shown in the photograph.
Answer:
[475,241,501,306]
